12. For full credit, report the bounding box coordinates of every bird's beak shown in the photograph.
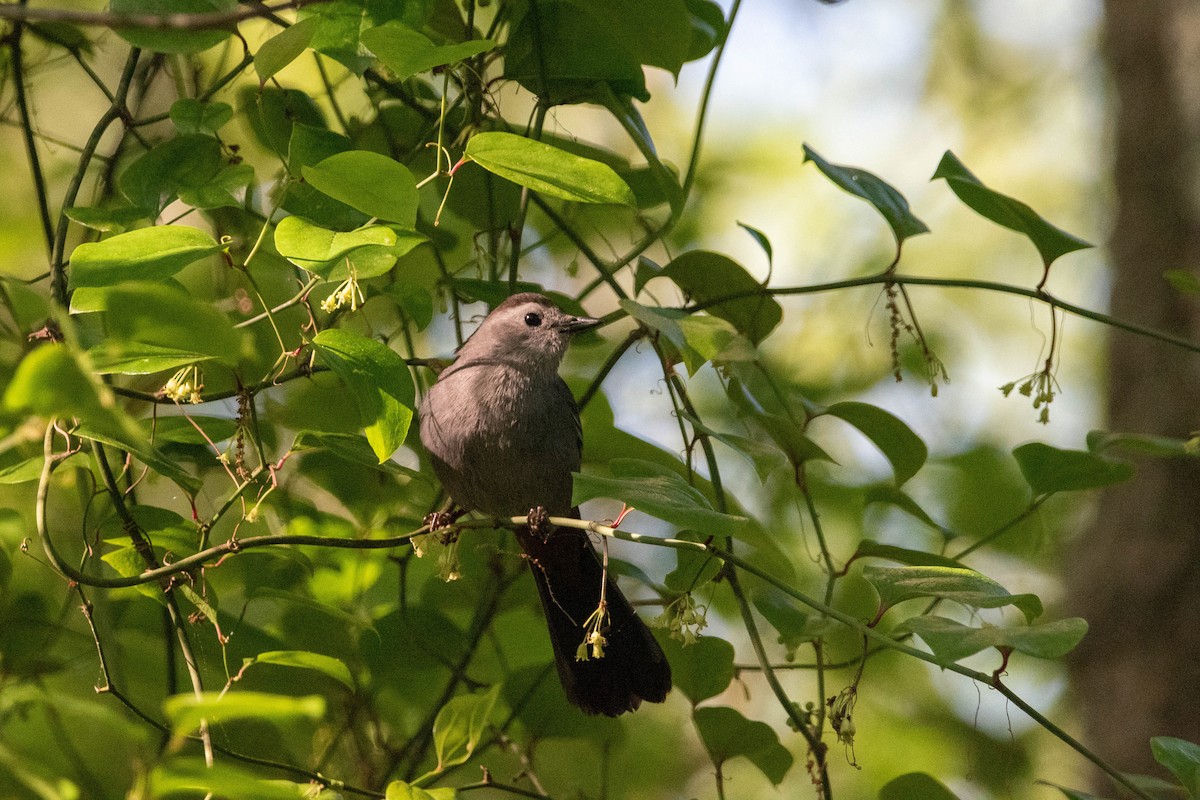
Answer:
[558,314,602,334]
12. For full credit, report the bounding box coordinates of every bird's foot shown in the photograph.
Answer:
[527,506,551,542]
[424,507,464,532]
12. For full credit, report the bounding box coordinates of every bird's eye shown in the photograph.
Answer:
[524,312,543,327]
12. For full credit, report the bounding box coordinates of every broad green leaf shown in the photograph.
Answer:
[119,134,224,214]
[310,329,415,462]
[386,780,457,800]
[619,299,707,374]
[754,412,835,468]
[242,86,326,158]
[504,1,648,104]
[1151,737,1200,798]
[241,650,354,690]
[803,144,930,249]
[879,772,963,800]
[432,685,501,771]
[88,341,217,376]
[661,635,734,704]
[675,315,757,367]
[273,216,399,276]
[143,416,238,447]
[753,587,837,660]
[1013,442,1134,495]
[863,565,1043,622]
[572,458,747,537]
[69,226,222,288]
[362,22,495,80]
[99,282,243,367]
[76,422,202,495]
[864,486,952,537]
[663,530,723,592]
[851,540,963,569]
[738,221,774,265]
[111,0,236,54]
[895,615,1088,664]
[163,691,325,737]
[933,151,1092,268]
[694,706,793,785]
[567,0,692,76]
[151,758,310,800]
[0,739,80,800]
[465,132,636,206]
[824,401,927,486]
[28,21,91,53]
[683,413,786,484]
[168,99,233,135]
[254,17,320,82]
[684,0,725,61]
[663,251,782,344]
[302,151,420,224]
[292,431,421,478]
[64,205,148,234]
[1165,269,1200,295]
[178,163,254,210]
[1086,429,1195,458]
[298,0,375,75]
[0,457,47,485]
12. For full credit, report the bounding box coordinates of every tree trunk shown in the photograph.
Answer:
[1067,0,1200,783]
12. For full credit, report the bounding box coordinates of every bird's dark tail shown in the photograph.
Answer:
[516,522,672,716]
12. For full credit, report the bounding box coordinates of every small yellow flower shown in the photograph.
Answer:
[161,365,204,404]
[321,269,365,313]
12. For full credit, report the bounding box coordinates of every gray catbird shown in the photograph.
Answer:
[418,293,672,715]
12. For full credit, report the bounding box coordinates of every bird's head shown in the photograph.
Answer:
[458,293,601,372]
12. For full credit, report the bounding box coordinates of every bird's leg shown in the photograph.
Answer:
[527,505,551,542]
[424,504,465,532]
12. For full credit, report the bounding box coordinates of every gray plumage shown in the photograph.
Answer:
[418,293,672,716]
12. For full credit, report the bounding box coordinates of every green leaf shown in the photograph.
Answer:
[0,457,47,485]
[895,615,1087,664]
[1151,737,1200,798]
[803,144,930,249]
[753,412,835,468]
[738,221,774,265]
[302,151,420,224]
[932,151,1092,269]
[241,650,354,690]
[1086,429,1195,458]
[98,282,244,367]
[386,780,458,800]
[663,530,723,592]
[88,342,214,376]
[753,587,836,660]
[273,216,399,276]
[69,226,222,289]
[851,540,963,570]
[151,758,310,800]
[693,706,793,785]
[163,691,325,737]
[663,251,782,344]
[361,22,495,80]
[570,0,692,76]
[1165,269,1200,295]
[674,315,757,367]
[254,16,320,82]
[178,163,254,210]
[684,0,724,61]
[292,431,421,477]
[863,486,952,537]
[504,1,649,104]
[879,772,963,800]
[824,401,928,486]
[119,133,224,214]
[863,565,1043,622]
[169,99,233,135]
[619,299,708,375]
[683,414,787,484]
[1013,442,1134,495]
[661,635,734,704]
[432,685,501,771]
[77,422,202,495]
[465,132,636,206]
[63,205,148,234]
[310,329,415,462]
[111,0,236,54]
[572,458,747,537]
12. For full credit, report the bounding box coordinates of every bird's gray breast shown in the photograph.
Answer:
[419,360,581,517]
